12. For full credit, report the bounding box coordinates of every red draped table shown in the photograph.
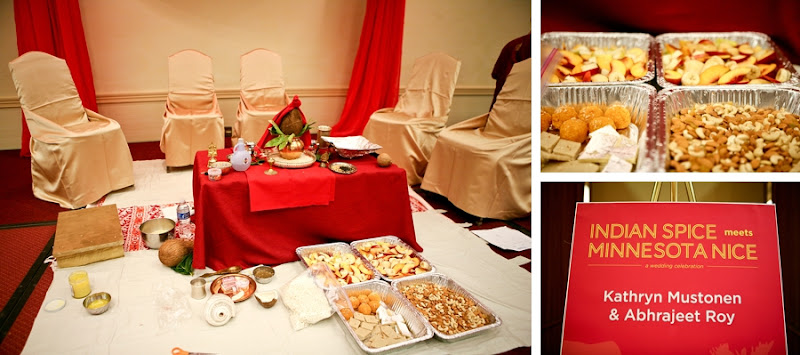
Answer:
[191,149,420,270]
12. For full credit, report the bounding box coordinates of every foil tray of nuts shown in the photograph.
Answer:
[391,273,501,342]
[296,242,381,285]
[655,85,800,172]
[541,84,661,172]
[656,32,799,88]
[350,236,436,282]
[331,280,434,354]
[541,31,655,85]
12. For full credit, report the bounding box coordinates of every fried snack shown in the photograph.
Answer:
[541,110,552,132]
[559,119,589,143]
[578,105,604,123]
[551,106,577,129]
[605,105,631,129]
[589,116,616,132]
[668,102,800,172]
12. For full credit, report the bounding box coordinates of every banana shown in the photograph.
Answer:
[681,72,700,86]
[775,68,791,83]
[683,59,704,74]
[745,65,761,80]
[702,56,725,72]
[608,72,625,82]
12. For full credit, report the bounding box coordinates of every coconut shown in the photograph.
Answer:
[377,153,392,167]
[279,108,305,136]
[158,239,194,267]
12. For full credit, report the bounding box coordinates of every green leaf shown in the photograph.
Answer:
[265,136,286,148]
[268,119,285,136]
[172,253,194,276]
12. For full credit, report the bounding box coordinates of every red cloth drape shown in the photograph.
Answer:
[542,0,800,64]
[332,0,405,137]
[13,0,97,157]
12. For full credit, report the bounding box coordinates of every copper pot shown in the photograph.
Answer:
[279,137,304,160]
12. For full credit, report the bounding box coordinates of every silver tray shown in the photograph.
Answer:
[350,236,436,282]
[655,32,799,88]
[391,273,501,342]
[540,84,661,172]
[296,242,381,285]
[541,31,656,86]
[331,280,434,354]
[655,85,800,172]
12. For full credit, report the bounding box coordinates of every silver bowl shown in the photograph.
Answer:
[252,266,275,284]
[139,218,175,249]
[83,292,111,315]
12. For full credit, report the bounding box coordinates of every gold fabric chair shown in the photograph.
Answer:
[8,51,134,209]
[421,58,531,220]
[233,49,290,144]
[362,52,461,185]
[160,50,224,169]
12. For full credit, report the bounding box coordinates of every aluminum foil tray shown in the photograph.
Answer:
[296,242,381,285]
[540,84,661,172]
[655,85,800,172]
[331,280,434,354]
[350,236,436,282]
[541,31,656,86]
[655,32,799,88]
[391,273,501,342]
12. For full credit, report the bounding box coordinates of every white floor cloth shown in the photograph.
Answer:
[23,211,531,354]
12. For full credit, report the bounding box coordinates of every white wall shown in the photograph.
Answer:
[0,0,531,149]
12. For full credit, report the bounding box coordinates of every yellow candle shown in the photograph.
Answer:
[69,271,91,298]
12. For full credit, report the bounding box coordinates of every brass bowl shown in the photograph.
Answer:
[210,161,232,175]
[83,292,111,315]
[253,266,275,284]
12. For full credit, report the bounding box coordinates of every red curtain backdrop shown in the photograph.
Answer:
[332,0,405,137]
[13,0,97,157]
[541,0,800,64]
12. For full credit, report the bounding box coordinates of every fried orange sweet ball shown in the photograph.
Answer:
[578,105,604,123]
[589,116,616,132]
[604,105,631,129]
[559,118,589,143]
[551,106,577,130]
[541,111,552,132]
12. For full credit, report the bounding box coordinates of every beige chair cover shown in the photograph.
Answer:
[362,52,461,185]
[233,49,290,143]
[8,51,134,209]
[160,50,224,168]
[421,58,531,220]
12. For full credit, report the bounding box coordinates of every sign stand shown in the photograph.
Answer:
[650,182,697,202]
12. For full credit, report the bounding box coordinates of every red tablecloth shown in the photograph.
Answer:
[192,149,420,270]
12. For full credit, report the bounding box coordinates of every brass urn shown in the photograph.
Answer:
[279,137,304,160]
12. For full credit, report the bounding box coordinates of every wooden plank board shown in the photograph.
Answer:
[53,204,124,267]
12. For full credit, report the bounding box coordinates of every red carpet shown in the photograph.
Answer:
[0,268,52,355]
[0,150,66,226]
[0,226,55,312]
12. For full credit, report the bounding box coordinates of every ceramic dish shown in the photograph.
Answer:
[329,162,357,175]
[209,274,257,302]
